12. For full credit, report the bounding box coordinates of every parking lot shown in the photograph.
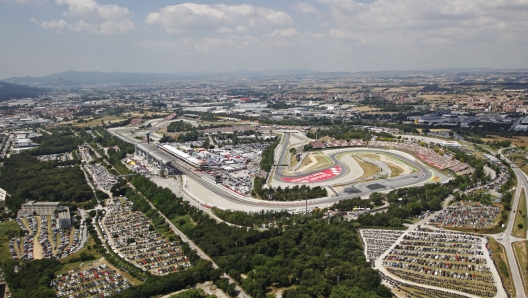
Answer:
[429,202,500,229]
[52,261,131,297]
[84,163,117,190]
[360,229,405,263]
[10,215,82,260]
[381,228,498,297]
[101,197,191,275]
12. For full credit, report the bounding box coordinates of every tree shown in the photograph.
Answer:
[370,193,383,206]
[518,223,524,230]
[329,286,380,298]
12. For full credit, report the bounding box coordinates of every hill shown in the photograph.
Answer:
[1,69,320,86]
[0,81,46,101]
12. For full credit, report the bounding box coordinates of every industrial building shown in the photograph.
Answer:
[17,201,71,229]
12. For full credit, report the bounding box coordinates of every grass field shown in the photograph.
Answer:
[417,94,457,101]
[298,153,316,169]
[506,153,528,177]
[0,221,21,265]
[488,237,515,297]
[308,155,333,171]
[74,116,127,127]
[513,241,528,295]
[482,135,528,147]
[60,236,101,264]
[351,106,382,112]
[354,157,380,179]
[356,153,380,160]
[290,153,299,168]
[327,88,359,93]
[513,189,527,238]
[386,162,404,177]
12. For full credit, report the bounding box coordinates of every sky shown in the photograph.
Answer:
[1,0,528,79]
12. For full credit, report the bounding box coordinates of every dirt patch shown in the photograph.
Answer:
[20,218,31,235]
[33,216,43,259]
[160,281,229,298]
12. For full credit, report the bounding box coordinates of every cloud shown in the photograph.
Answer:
[32,0,134,34]
[318,0,528,46]
[292,1,318,14]
[266,28,299,38]
[31,18,67,29]
[4,0,47,3]
[32,17,133,34]
[146,3,292,34]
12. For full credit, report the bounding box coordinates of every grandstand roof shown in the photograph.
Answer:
[161,145,205,167]
[137,143,175,164]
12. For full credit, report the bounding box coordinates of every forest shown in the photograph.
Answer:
[0,153,94,212]
[128,175,390,298]
[1,258,60,298]
[30,129,81,155]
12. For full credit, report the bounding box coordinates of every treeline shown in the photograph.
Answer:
[30,129,81,155]
[253,177,328,201]
[267,101,291,110]
[1,258,60,298]
[449,148,489,188]
[260,140,278,172]
[306,126,372,141]
[332,196,374,211]
[212,209,305,227]
[357,182,454,227]
[177,129,203,142]
[0,153,94,213]
[362,97,421,112]
[453,122,517,137]
[486,139,512,148]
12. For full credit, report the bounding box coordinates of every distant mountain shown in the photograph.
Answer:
[2,71,184,86]
[0,81,47,101]
[1,69,321,86]
[44,77,79,87]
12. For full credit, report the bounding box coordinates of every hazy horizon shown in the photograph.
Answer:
[2,0,528,79]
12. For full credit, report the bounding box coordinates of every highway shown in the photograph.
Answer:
[495,148,528,298]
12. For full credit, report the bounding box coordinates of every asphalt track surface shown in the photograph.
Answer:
[109,126,435,211]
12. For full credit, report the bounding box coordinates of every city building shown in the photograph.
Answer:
[0,188,6,209]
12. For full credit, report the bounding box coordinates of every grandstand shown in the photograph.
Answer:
[160,144,208,170]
